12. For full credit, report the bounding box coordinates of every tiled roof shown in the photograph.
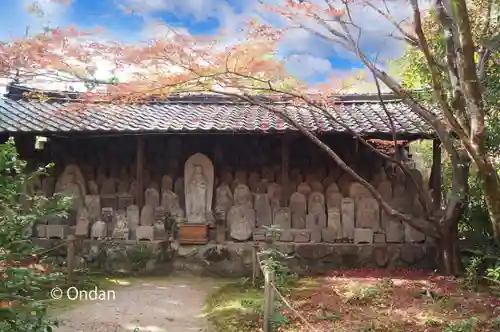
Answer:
[0,86,434,138]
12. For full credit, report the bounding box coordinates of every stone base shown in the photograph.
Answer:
[46,225,69,239]
[36,224,47,238]
[354,228,374,244]
[136,226,154,241]
[32,238,436,277]
[112,228,130,240]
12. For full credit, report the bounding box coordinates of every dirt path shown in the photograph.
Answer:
[53,275,219,332]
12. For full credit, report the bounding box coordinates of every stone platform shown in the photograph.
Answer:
[33,238,436,277]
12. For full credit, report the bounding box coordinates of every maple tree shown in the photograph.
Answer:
[2,0,500,274]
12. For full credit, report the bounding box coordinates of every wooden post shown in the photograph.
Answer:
[136,136,144,209]
[252,243,261,286]
[263,268,275,332]
[66,235,75,285]
[429,139,442,210]
[281,136,290,206]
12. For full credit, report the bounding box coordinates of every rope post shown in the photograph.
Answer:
[66,235,75,285]
[252,243,260,286]
[263,268,275,332]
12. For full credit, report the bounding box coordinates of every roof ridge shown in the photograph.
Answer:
[5,83,408,104]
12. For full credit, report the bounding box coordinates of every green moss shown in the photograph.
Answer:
[202,280,263,332]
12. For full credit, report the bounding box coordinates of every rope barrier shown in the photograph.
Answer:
[269,281,320,332]
[36,239,71,256]
[256,250,320,332]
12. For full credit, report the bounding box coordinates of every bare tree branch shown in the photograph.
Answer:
[222,90,440,237]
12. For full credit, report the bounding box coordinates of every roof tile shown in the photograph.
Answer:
[0,98,433,137]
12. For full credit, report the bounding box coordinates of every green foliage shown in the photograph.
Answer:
[394,5,500,117]
[486,265,500,283]
[345,278,394,306]
[461,256,483,290]
[0,138,71,332]
[258,225,297,289]
[443,317,479,332]
[203,280,263,332]
[125,244,155,272]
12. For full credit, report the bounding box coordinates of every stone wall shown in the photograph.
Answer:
[33,239,436,277]
[25,133,434,270]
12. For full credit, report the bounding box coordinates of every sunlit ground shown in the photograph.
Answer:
[204,269,500,332]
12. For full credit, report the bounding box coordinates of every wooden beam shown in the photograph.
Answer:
[429,139,442,210]
[136,136,144,209]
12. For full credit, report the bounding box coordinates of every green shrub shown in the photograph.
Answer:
[0,138,71,332]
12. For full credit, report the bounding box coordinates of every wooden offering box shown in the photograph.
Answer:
[178,223,209,244]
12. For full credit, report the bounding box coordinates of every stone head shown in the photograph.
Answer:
[64,172,76,183]
[194,165,203,174]
[235,184,249,201]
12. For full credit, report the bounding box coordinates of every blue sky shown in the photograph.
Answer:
[0,0,409,85]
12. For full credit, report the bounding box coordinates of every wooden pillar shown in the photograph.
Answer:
[429,139,442,210]
[281,136,290,205]
[136,136,144,209]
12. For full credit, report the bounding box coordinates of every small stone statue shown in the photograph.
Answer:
[186,164,208,222]
[91,220,107,239]
[111,211,129,239]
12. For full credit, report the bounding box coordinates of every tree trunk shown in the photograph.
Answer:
[478,161,500,241]
[436,150,469,275]
[437,224,461,275]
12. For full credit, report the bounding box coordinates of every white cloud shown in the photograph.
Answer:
[124,0,230,21]
[1,0,429,90]
[285,54,333,80]
[0,0,69,40]
[140,19,191,40]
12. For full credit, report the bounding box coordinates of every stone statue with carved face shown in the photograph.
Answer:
[184,153,215,223]
[186,164,208,222]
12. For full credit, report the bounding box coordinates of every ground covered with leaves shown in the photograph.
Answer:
[203,269,500,332]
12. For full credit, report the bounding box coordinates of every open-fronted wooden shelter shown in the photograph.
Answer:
[0,83,441,272]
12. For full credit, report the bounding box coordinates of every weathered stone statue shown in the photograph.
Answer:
[112,210,129,239]
[140,205,155,226]
[227,206,255,241]
[55,164,87,197]
[161,175,173,192]
[273,207,291,230]
[59,173,85,209]
[297,182,312,198]
[267,183,281,211]
[254,193,272,227]
[289,192,307,228]
[233,184,253,209]
[75,207,90,237]
[187,165,208,222]
[161,190,184,218]
[306,192,327,229]
[144,187,160,208]
[215,184,233,218]
[126,205,140,232]
[184,153,214,223]
[91,220,107,239]
[87,180,99,195]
